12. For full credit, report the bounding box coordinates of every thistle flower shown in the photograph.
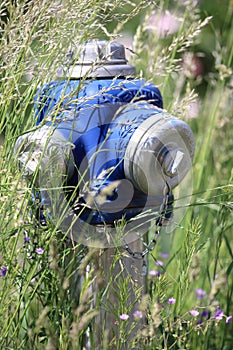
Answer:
[147,11,180,38]
[182,52,204,78]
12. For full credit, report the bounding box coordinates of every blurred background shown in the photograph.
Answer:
[0,1,232,349]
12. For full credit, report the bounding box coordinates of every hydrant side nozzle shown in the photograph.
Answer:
[124,107,195,196]
[14,126,75,181]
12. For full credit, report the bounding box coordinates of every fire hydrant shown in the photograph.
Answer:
[15,39,195,348]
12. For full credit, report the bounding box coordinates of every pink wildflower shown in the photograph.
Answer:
[36,247,44,255]
[133,310,143,319]
[120,314,129,320]
[167,297,176,305]
[189,310,199,317]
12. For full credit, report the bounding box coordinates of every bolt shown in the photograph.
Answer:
[162,149,184,178]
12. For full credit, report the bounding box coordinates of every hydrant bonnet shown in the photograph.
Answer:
[59,39,136,78]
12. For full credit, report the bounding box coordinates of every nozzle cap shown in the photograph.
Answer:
[124,106,195,196]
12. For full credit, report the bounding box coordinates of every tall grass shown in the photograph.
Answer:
[0,0,232,349]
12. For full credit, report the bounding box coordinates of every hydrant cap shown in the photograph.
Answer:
[58,39,136,78]
[124,106,195,196]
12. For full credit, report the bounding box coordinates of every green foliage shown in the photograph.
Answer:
[0,0,232,349]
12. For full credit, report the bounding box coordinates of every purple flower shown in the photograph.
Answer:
[214,307,224,321]
[133,310,143,319]
[195,288,206,300]
[201,310,209,318]
[167,297,176,305]
[13,230,19,237]
[156,260,164,266]
[226,316,232,324]
[148,11,180,38]
[120,314,129,320]
[0,266,8,277]
[189,310,199,317]
[148,270,161,277]
[148,270,157,276]
[24,237,30,243]
[182,52,204,79]
[160,253,169,258]
[36,247,44,255]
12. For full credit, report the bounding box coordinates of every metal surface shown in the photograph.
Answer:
[58,39,136,78]
[91,233,146,350]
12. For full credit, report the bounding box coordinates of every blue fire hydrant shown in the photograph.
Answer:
[15,39,195,249]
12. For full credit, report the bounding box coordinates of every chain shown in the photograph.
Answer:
[28,183,172,271]
[23,191,46,259]
[123,182,173,275]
